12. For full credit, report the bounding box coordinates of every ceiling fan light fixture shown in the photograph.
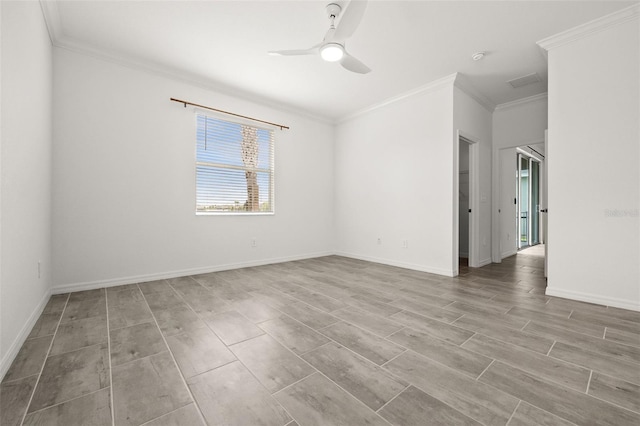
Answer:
[320,43,344,62]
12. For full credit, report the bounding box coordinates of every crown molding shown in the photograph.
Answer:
[39,0,62,44]
[337,73,458,124]
[39,2,334,126]
[494,92,548,112]
[538,3,640,52]
[453,73,496,112]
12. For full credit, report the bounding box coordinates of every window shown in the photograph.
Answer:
[196,114,274,214]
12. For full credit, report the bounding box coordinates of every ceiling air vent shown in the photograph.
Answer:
[507,72,541,89]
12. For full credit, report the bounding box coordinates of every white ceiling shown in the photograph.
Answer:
[43,0,636,121]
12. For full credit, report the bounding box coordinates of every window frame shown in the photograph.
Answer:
[194,113,275,216]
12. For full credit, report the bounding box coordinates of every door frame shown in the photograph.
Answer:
[516,148,543,250]
[454,131,479,274]
[492,138,545,263]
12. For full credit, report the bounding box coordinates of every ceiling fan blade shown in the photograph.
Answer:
[334,0,368,42]
[341,52,371,74]
[268,45,319,56]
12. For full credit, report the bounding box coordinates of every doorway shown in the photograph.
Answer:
[458,137,472,267]
[517,151,541,249]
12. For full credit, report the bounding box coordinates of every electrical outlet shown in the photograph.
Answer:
[251,238,257,248]
[402,240,409,248]
[377,238,382,245]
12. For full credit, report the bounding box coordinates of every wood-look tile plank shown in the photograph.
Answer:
[271,282,347,313]
[478,361,640,426]
[27,313,62,339]
[112,351,192,426]
[507,401,575,426]
[276,300,340,330]
[0,375,37,426]
[68,289,105,302]
[110,322,166,366]
[203,310,264,345]
[274,373,388,426]
[319,321,404,365]
[453,315,554,354]
[230,334,315,393]
[388,328,492,378]
[549,341,640,385]
[570,309,640,335]
[51,315,108,356]
[153,303,208,337]
[605,327,640,348]
[142,290,184,312]
[29,343,110,413]
[384,350,519,426]
[525,320,640,364]
[588,372,640,413]
[462,334,590,391]
[107,290,154,330]
[605,306,640,324]
[142,404,205,426]
[23,387,111,426]
[332,306,403,337]
[107,287,145,304]
[61,296,106,323]
[181,293,230,317]
[105,283,138,294]
[259,315,329,355]
[166,327,236,378]
[188,361,291,426]
[138,280,173,295]
[389,298,462,323]
[302,342,407,411]
[42,294,69,315]
[347,294,403,317]
[2,335,53,382]
[378,385,481,426]
[389,311,474,345]
[445,300,510,317]
[506,306,604,337]
[228,297,282,323]
[393,290,454,308]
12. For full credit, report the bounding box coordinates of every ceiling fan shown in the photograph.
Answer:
[268,1,371,74]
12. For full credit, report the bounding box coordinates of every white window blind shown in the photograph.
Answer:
[196,114,274,214]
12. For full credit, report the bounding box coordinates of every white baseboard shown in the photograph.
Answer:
[52,251,334,294]
[501,249,517,259]
[545,287,640,312]
[477,258,492,267]
[0,290,51,381]
[334,251,455,277]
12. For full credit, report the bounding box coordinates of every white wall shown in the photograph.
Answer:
[334,80,455,276]
[52,49,334,291]
[453,87,493,268]
[545,15,639,310]
[492,95,548,261]
[1,1,53,377]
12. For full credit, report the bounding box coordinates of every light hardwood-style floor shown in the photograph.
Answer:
[2,248,639,425]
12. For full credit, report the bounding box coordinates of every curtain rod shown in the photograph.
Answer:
[170,97,289,130]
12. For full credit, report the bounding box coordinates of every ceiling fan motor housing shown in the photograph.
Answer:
[326,3,342,19]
